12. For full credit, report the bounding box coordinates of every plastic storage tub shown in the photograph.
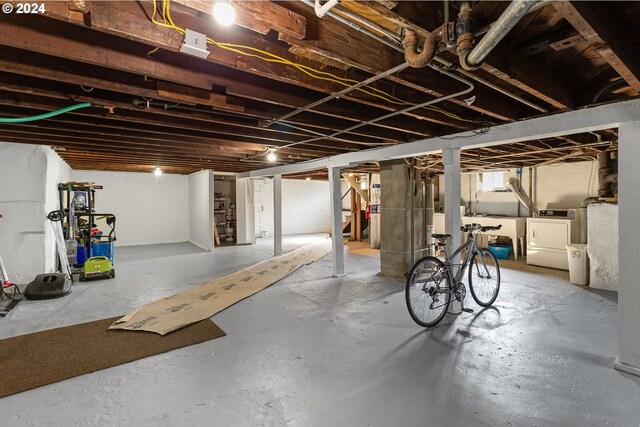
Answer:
[91,242,115,265]
[488,244,512,260]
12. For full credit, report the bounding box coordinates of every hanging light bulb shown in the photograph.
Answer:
[266,148,277,162]
[213,0,236,26]
[154,167,162,176]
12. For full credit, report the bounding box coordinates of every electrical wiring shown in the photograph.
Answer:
[149,0,492,128]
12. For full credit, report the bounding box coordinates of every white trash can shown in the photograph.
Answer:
[567,244,589,285]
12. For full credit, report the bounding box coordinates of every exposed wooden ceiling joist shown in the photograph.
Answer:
[553,1,640,95]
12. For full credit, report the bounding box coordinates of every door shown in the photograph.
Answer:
[528,219,570,250]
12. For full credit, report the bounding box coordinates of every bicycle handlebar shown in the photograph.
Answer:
[460,223,502,233]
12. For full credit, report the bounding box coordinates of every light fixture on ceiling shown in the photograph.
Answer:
[360,181,367,190]
[213,0,236,26]
[266,148,277,162]
[154,167,163,176]
[305,177,312,181]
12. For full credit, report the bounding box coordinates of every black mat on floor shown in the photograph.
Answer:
[0,316,225,398]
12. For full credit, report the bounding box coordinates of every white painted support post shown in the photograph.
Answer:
[328,167,346,277]
[235,177,256,245]
[443,148,462,313]
[615,121,640,377]
[273,174,283,256]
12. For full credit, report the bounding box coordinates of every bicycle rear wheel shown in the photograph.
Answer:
[405,256,451,327]
[468,248,501,307]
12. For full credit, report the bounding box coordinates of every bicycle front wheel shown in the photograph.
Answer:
[406,256,451,327]
[468,248,501,307]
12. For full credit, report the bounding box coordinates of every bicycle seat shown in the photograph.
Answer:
[431,234,450,240]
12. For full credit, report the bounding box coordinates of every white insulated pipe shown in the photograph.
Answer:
[315,0,340,18]
[466,0,538,67]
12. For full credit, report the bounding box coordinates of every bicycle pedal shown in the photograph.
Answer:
[462,308,474,313]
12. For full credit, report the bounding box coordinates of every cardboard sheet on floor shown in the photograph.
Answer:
[110,242,333,335]
[0,317,225,398]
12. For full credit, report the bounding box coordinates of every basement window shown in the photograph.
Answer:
[478,171,505,192]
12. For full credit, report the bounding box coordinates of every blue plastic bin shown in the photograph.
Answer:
[91,242,115,265]
[488,244,512,260]
[77,246,87,265]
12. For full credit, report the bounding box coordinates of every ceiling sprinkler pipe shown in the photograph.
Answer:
[315,0,340,18]
[463,0,538,69]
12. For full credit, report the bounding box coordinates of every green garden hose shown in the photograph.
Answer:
[0,102,92,123]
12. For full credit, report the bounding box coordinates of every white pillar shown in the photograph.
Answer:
[328,167,345,277]
[443,148,462,313]
[273,174,282,256]
[615,121,640,376]
[235,177,256,245]
[443,148,462,255]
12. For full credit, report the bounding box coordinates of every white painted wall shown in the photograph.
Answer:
[72,170,189,247]
[0,143,71,281]
[44,149,71,272]
[588,203,618,291]
[438,161,597,217]
[0,143,47,281]
[188,170,213,251]
[260,179,331,236]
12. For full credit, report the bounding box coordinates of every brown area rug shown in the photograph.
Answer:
[0,316,225,398]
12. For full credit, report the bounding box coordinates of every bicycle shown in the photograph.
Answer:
[405,223,502,327]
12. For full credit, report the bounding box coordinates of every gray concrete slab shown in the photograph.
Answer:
[1,235,638,426]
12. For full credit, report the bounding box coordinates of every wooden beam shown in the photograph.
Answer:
[0,35,451,141]
[173,0,307,40]
[31,1,470,130]
[342,173,370,203]
[357,0,574,110]
[553,1,640,95]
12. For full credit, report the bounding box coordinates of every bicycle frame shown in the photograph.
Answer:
[435,232,493,308]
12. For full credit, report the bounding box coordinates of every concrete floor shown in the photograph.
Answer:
[1,235,639,426]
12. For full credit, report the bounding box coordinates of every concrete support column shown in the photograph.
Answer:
[615,121,640,376]
[379,159,424,280]
[273,174,282,256]
[443,148,462,313]
[328,167,345,277]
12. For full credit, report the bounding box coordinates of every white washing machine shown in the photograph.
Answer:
[527,217,580,270]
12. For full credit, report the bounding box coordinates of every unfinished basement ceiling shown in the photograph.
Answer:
[0,0,635,174]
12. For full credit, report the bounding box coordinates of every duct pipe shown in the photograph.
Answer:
[314,0,339,18]
[508,177,538,216]
[580,197,599,244]
[463,0,538,69]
